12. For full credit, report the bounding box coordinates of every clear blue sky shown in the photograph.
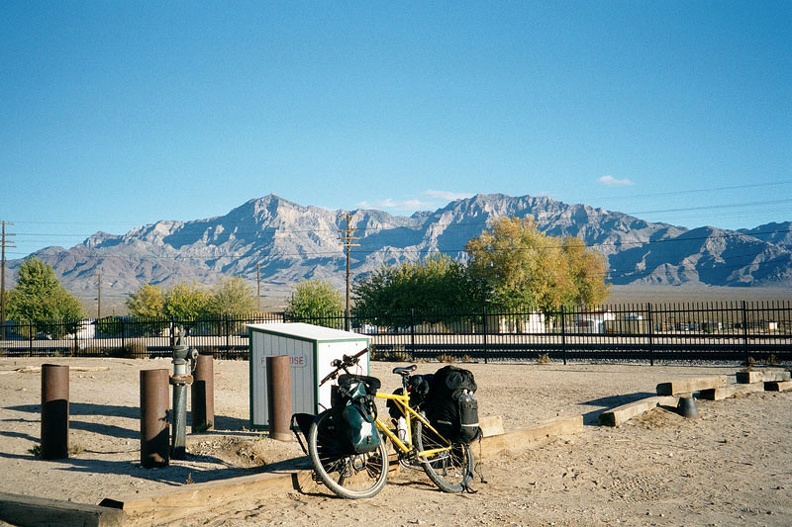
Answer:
[2,1,790,258]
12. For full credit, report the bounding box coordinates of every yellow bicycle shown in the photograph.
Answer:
[306,351,475,499]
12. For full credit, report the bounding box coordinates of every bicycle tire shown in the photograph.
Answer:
[308,410,389,499]
[413,418,474,493]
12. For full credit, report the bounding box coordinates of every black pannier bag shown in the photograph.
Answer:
[426,365,480,444]
[331,374,382,454]
[386,373,434,419]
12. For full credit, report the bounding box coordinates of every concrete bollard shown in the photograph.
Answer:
[267,356,292,441]
[40,364,69,460]
[191,354,215,433]
[140,369,170,468]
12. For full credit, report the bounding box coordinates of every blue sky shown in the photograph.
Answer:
[2,1,790,258]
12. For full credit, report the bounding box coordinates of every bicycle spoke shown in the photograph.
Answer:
[308,411,389,499]
[413,419,474,493]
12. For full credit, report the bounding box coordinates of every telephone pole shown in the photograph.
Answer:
[96,273,102,320]
[1,221,15,340]
[256,263,261,313]
[338,213,359,331]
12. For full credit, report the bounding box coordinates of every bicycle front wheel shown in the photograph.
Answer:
[413,419,474,493]
[308,410,389,499]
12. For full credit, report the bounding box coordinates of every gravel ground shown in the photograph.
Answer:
[1,356,790,526]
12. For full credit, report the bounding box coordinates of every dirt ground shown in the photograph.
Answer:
[0,356,791,526]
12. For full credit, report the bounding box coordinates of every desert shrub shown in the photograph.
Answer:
[370,346,411,362]
[104,340,148,359]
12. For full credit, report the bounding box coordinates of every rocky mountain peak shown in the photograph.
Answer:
[8,193,791,310]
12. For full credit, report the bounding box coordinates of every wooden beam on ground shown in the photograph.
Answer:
[479,415,583,457]
[598,396,677,427]
[700,383,765,401]
[108,466,305,525]
[480,415,504,437]
[0,492,125,527]
[764,380,792,392]
[656,376,727,396]
[736,370,791,384]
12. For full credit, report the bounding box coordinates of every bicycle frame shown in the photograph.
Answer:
[306,354,476,499]
[374,390,453,458]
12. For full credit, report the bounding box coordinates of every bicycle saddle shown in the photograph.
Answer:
[392,365,418,376]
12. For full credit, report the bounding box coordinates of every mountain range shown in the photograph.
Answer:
[9,193,792,310]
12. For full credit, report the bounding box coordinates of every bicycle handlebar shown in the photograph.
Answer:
[319,347,369,386]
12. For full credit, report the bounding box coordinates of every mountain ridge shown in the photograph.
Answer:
[8,193,792,309]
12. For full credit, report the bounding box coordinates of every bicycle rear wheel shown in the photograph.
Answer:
[413,419,474,493]
[308,410,389,499]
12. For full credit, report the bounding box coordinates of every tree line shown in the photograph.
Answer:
[292,217,609,325]
[3,217,609,334]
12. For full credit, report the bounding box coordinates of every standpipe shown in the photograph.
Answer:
[170,341,197,460]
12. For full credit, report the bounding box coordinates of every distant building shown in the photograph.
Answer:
[576,311,616,333]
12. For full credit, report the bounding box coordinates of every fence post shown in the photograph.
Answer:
[482,303,488,364]
[647,303,654,366]
[561,306,567,365]
[742,301,749,365]
[410,308,416,360]
[225,314,230,352]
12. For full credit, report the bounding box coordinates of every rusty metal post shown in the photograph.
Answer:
[40,364,69,460]
[191,354,214,433]
[140,368,169,468]
[267,355,292,441]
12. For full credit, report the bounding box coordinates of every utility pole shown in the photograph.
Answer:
[338,213,359,331]
[256,262,261,313]
[1,221,15,340]
[96,273,102,320]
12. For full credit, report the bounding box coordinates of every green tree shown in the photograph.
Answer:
[561,236,610,307]
[209,277,255,318]
[352,254,478,323]
[124,283,167,337]
[285,279,343,328]
[7,257,84,337]
[465,216,609,314]
[164,282,212,322]
[208,277,256,336]
[126,284,165,318]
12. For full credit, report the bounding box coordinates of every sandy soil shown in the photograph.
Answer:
[1,356,790,526]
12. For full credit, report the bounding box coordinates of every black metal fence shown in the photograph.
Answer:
[1,301,790,364]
